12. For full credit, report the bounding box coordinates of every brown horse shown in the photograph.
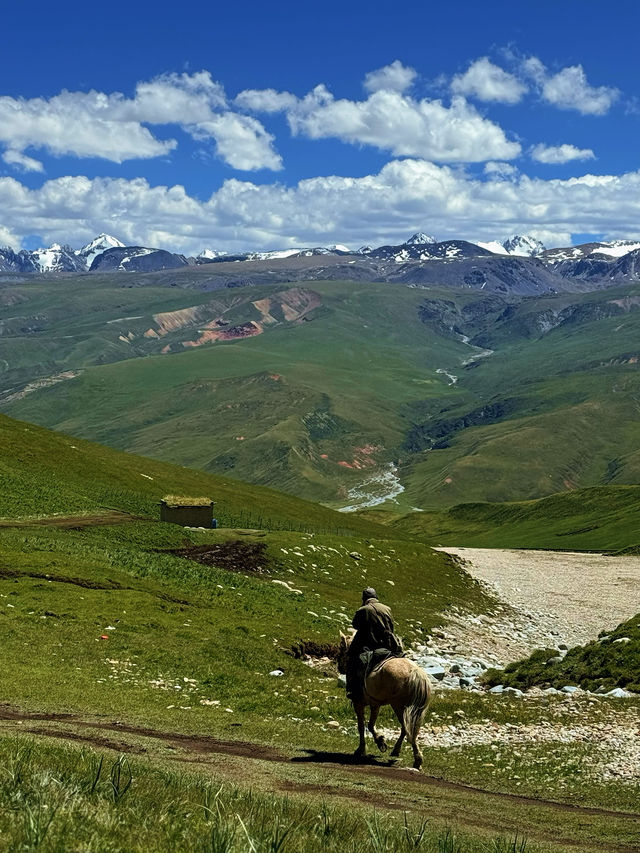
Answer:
[337,632,432,769]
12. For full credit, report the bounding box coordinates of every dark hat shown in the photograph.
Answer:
[362,587,377,602]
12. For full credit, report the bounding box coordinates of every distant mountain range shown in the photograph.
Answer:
[3,232,640,294]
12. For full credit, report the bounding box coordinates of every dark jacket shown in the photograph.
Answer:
[350,598,402,655]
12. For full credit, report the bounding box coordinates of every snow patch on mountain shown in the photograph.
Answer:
[592,241,640,258]
[502,235,546,256]
[406,232,437,245]
[476,240,509,255]
[77,233,125,269]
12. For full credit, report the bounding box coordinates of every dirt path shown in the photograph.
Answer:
[1,707,639,825]
[0,511,143,529]
[438,547,640,653]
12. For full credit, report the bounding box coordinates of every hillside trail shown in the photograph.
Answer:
[0,511,142,529]
[436,547,640,661]
[2,706,640,851]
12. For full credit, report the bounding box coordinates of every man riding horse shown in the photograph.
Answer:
[346,587,403,703]
[338,587,430,768]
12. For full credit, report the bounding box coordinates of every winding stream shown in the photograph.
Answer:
[338,463,405,512]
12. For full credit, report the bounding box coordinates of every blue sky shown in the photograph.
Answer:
[1,0,639,253]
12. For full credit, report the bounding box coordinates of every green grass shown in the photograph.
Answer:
[2,279,468,502]
[373,485,640,551]
[0,412,393,537]
[0,734,620,853]
[5,275,640,511]
[484,613,640,693]
[0,417,639,847]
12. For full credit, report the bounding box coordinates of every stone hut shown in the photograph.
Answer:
[160,495,214,527]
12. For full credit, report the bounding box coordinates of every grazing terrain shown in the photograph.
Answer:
[0,414,639,850]
[2,270,640,512]
[374,485,640,552]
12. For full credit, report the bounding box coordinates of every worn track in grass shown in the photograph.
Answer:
[2,705,640,845]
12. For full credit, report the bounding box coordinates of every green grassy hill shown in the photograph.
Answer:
[1,421,639,850]
[1,279,469,503]
[375,485,640,551]
[484,613,640,693]
[0,413,391,536]
[3,273,640,510]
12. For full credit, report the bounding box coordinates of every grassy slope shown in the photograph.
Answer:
[484,613,640,693]
[402,283,640,508]
[3,280,468,502]
[1,423,639,848]
[373,485,640,551]
[4,275,640,514]
[0,411,488,731]
[0,413,389,536]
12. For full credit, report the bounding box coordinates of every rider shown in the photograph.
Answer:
[346,587,403,703]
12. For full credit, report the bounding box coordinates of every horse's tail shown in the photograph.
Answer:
[402,668,431,743]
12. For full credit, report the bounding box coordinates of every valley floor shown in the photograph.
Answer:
[437,547,640,662]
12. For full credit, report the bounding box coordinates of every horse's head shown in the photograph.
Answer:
[336,630,353,674]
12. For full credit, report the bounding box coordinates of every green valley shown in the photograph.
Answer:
[2,271,640,513]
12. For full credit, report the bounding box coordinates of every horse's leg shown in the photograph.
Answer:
[367,705,387,752]
[353,702,367,758]
[390,704,406,759]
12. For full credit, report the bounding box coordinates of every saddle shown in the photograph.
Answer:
[360,646,404,679]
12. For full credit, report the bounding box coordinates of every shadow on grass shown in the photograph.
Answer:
[291,749,396,767]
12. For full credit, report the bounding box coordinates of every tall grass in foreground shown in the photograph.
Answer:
[0,738,532,853]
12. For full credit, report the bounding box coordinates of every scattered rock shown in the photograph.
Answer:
[605,688,634,698]
[269,669,284,677]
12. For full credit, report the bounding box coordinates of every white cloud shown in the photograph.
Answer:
[4,161,640,255]
[0,72,281,172]
[451,57,527,104]
[523,58,619,115]
[484,161,518,179]
[531,143,596,164]
[238,82,521,163]
[363,60,417,94]
[235,88,298,113]
[2,149,44,173]
[191,113,282,171]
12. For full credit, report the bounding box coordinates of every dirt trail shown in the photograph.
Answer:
[438,547,640,650]
[2,706,640,829]
[0,511,142,529]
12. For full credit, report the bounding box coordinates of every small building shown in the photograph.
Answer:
[160,495,215,527]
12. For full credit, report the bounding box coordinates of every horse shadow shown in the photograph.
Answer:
[291,749,398,767]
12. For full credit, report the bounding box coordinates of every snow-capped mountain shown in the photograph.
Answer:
[365,238,490,263]
[476,235,546,257]
[195,245,351,265]
[76,233,125,269]
[406,232,437,246]
[197,249,226,261]
[90,246,189,272]
[502,235,546,256]
[30,244,86,273]
[542,239,640,264]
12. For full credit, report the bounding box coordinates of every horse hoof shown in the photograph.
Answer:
[376,739,388,753]
[353,747,366,758]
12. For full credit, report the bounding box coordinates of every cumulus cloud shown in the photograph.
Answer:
[0,71,281,172]
[4,161,640,255]
[484,161,519,179]
[523,58,619,115]
[451,57,527,104]
[531,143,596,164]
[234,88,298,113]
[2,149,44,173]
[238,82,521,163]
[363,60,417,94]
